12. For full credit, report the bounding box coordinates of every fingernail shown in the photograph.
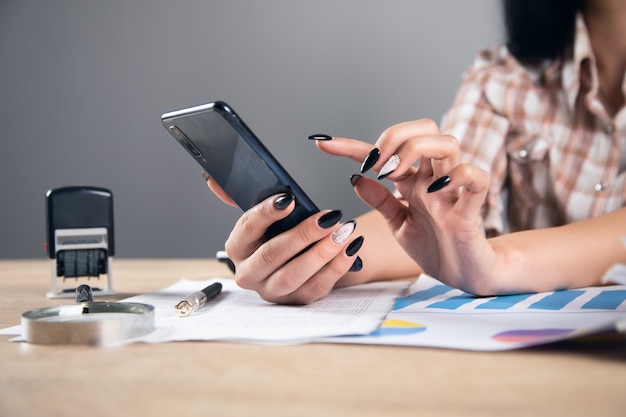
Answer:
[318,210,343,228]
[349,257,363,272]
[360,148,380,173]
[201,170,210,181]
[308,134,333,141]
[345,235,364,256]
[377,154,400,180]
[274,194,294,210]
[427,176,451,193]
[350,174,363,187]
[332,220,356,244]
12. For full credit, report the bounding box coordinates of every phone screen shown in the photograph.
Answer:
[162,101,319,237]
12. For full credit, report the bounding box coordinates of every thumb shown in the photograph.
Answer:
[351,175,407,231]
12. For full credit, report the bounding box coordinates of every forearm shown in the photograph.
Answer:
[490,207,626,293]
[337,209,421,286]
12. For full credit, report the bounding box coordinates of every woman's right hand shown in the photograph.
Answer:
[314,120,498,295]
[203,172,364,304]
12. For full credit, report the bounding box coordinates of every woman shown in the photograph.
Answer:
[208,0,626,304]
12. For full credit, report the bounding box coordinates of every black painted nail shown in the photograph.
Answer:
[360,148,380,173]
[349,256,363,272]
[345,236,364,256]
[318,210,343,228]
[427,176,451,193]
[308,134,333,141]
[274,194,294,210]
[350,174,363,187]
[201,169,210,181]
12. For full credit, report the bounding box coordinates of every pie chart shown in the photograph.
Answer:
[492,328,576,343]
[369,319,426,336]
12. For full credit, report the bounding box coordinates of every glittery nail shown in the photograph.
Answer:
[332,220,356,244]
[377,154,400,180]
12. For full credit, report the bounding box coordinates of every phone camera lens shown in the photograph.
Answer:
[169,126,202,157]
[169,125,184,139]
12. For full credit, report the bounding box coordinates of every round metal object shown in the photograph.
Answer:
[21,302,155,345]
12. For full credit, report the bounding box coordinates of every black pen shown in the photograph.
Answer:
[216,250,236,274]
[174,282,222,317]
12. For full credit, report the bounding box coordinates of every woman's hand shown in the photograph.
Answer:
[203,172,364,304]
[315,119,501,295]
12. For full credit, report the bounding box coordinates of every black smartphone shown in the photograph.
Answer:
[161,101,319,238]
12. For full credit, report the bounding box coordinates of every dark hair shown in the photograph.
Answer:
[503,0,583,64]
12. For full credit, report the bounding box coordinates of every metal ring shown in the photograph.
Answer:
[21,302,155,345]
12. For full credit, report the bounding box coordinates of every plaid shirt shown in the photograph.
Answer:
[440,15,626,236]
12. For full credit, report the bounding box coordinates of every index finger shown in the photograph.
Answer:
[206,176,237,207]
[315,137,374,163]
[225,194,296,261]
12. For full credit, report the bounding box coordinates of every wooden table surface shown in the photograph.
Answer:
[1,259,625,417]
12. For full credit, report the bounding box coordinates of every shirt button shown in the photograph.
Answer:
[594,182,607,192]
[518,149,528,159]
[605,124,615,134]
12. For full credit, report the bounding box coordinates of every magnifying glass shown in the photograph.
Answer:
[21,285,155,345]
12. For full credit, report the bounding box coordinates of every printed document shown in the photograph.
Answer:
[124,278,409,344]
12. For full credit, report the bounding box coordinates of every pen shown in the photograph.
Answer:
[216,250,236,274]
[174,282,222,317]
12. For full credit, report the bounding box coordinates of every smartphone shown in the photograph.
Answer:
[161,101,319,238]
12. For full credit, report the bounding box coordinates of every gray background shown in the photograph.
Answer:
[0,0,501,259]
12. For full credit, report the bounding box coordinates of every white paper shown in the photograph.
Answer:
[5,275,625,351]
[601,263,626,285]
[325,275,626,351]
[121,278,409,344]
[601,238,626,285]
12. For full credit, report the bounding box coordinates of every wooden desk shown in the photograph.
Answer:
[1,259,625,417]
